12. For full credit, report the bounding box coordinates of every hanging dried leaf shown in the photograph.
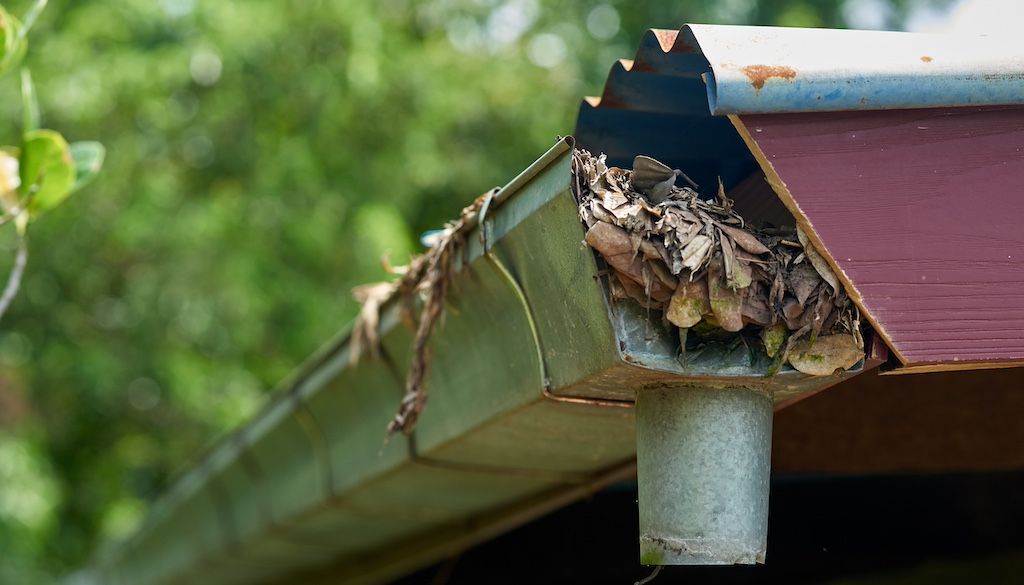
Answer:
[787,334,863,375]
[708,258,744,332]
[667,279,710,328]
[649,259,679,290]
[722,234,753,290]
[350,282,396,364]
[809,289,835,339]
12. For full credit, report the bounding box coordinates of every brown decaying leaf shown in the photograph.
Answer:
[782,297,806,330]
[667,279,710,328]
[350,282,396,364]
[741,285,773,327]
[707,258,744,332]
[788,261,821,306]
[679,234,712,272]
[584,222,673,301]
[797,225,840,293]
[788,334,863,376]
[719,223,770,255]
[616,273,662,309]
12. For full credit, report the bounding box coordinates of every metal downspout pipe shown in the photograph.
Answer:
[635,386,773,565]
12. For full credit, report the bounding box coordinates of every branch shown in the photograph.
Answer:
[0,230,28,321]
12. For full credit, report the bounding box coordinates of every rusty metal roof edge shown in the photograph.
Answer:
[601,24,1024,115]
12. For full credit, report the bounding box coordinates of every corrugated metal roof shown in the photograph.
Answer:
[574,24,1024,191]
[582,24,1024,116]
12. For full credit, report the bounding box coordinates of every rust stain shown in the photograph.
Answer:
[920,55,933,63]
[741,64,797,93]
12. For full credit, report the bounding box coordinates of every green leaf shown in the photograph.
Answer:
[69,141,105,193]
[19,129,75,216]
[21,69,39,133]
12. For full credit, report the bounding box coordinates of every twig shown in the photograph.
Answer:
[0,230,28,321]
[635,565,663,585]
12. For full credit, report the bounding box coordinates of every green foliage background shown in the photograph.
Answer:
[0,0,937,580]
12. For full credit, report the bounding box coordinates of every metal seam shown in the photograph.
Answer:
[291,396,336,499]
[406,433,592,485]
[541,388,635,408]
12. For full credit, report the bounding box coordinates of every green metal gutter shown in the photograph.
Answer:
[76,138,868,585]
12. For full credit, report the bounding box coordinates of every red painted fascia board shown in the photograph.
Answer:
[731,106,1024,368]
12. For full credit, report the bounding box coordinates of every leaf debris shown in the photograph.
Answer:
[572,148,863,375]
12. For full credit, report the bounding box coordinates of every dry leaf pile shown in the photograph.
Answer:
[572,148,864,375]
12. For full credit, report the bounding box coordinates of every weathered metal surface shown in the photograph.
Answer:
[732,107,1024,367]
[636,386,772,565]
[585,25,1024,118]
[689,25,1024,115]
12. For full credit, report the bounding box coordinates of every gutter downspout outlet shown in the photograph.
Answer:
[636,386,772,565]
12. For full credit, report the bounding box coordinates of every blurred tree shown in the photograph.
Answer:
[0,0,946,580]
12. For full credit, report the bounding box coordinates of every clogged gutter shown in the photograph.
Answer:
[353,146,866,437]
[572,148,864,376]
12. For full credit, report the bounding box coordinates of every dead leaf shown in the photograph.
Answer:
[782,297,805,330]
[679,234,712,272]
[719,224,770,255]
[350,282,396,364]
[708,258,744,332]
[667,279,710,328]
[616,272,662,309]
[639,238,671,266]
[602,190,629,209]
[788,262,821,306]
[787,334,863,375]
[797,226,840,293]
[585,222,673,299]
[742,286,772,326]
[649,259,679,290]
